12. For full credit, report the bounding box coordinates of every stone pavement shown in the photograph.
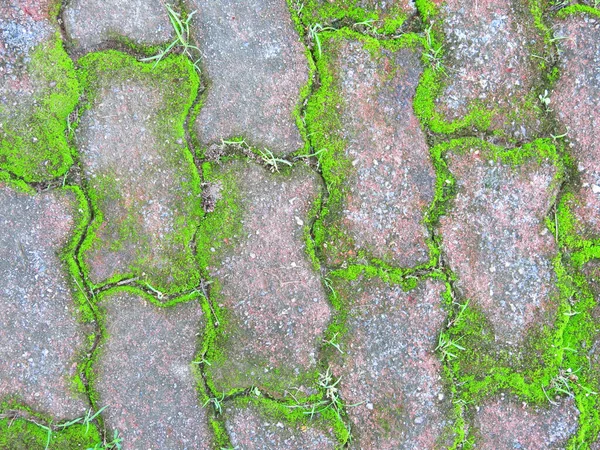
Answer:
[1,0,600,449]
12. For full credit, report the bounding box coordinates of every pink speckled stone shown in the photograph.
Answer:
[187,0,308,155]
[95,292,210,450]
[437,0,546,139]
[439,147,560,346]
[0,185,89,419]
[207,161,331,392]
[331,276,453,449]
[321,37,436,268]
[553,14,600,240]
[472,395,579,448]
[225,404,337,449]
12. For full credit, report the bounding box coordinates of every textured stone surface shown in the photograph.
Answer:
[95,292,210,450]
[439,147,560,346]
[471,395,579,448]
[63,0,173,52]
[187,0,308,155]
[76,53,201,292]
[225,403,337,449]
[553,14,600,240]
[437,0,546,139]
[0,184,89,419]
[331,276,453,449]
[207,161,330,392]
[320,37,436,268]
[0,0,78,181]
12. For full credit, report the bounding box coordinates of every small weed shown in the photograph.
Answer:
[544,368,598,405]
[323,332,344,354]
[257,148,292,173]
[436,332,465,361]
[353,18,376,31]
[203,392,226,415]
[57,406,107,434]
[308,24,334,58]
[538,89,552,109]
[87,430,123,450]
[141,4,202,73]
[424,24,445,74]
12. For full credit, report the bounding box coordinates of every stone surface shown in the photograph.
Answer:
[0,184,89,419]
[63,0,173,53]
[187,0,308,155]
[319,37,436,268]
[436,0,546,139]
[471,395,579,448]
[224,403,337,449]
[206,160,330,392]
[552,14,600,240]
[76,52,201,292]
[439,146,560,346]
[95,292,210,450]
[0,0,79,181]
[331,276,453,449]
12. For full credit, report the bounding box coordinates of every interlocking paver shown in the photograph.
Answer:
[471,395,579,448]
[204,160,330,392]
[0,0,79,181]
[76,52,201,293]
[186,0,308,155]
[553,14,600,240]
[0,183,89,419]
[94,291,210,450]
[435,0,546,139]
[63,0,173,53]
[330,275,453,449]
[439,144,560,347]
[312,35,436,268]
[224,403,337,449]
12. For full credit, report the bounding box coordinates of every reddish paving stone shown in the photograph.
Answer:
[552,14,600,240]
[330,275,453,449]
[0,184,89,419]
[206,160,330,392]
[95,292,210,450]
[186,0,308,155]
[471,395,579,448]
[318,36,436,268]
[76,52,201,292]
[436,0,546,139]
[63,0,173,53]
[0,0,78,181]
[439,146,560,347]
[224,403,337,449]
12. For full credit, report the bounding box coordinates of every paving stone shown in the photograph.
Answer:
[471,395,579,448]
[0,183,89,419]
[76,52,201,293]
[0,0,79,181]
[330,275,453,449]
[436,0,546,139]
[552,14,600,240]
[95,292,210,450]
[316,36,436,268]
[224,403,337,449]
[205,160,330,392]
[63,0,173,53]
[439,146,560,347]
[186,0,308,155]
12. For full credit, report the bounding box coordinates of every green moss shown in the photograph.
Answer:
[75,50,202,295]
[0,419,101,450]
[0,34,79,182]
[557,4,600,19]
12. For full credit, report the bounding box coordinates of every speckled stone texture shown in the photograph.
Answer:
[224,404,337,449]
[439,147,560,347]
[0,185,89,419]
[471,395,579,448]
[94,292,210,450]
[553,14,600,240]
[321,37,436,268]
[63,0,173,53]
[207,161,330,392]
[187,0,308,155]
[437,0,546,139]
[331,276,453,449]
[76,55,200,291]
